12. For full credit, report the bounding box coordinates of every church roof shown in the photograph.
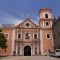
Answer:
[39,8,52,13]
[16,17,40,28]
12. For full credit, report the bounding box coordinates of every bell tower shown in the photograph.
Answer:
[39,8,52,19]
[39,8,54,55]
[39,8,53,28]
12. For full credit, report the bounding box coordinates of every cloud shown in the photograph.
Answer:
[0,10,22,26]
[4,17,22,26]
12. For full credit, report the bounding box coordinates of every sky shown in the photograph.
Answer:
[0,0,60,25]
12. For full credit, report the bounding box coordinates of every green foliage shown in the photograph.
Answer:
[0,29,2,32]
[0,33,7,52]
[58,16,60,20]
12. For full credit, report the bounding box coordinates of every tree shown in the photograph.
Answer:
[54,16,57,20]
[0,30,7,52]
[58,16,60,20]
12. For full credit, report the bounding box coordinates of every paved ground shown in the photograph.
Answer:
[0,56,60,60]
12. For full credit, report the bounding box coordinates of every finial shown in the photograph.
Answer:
[25,14,30,20]
[26,14,30,18]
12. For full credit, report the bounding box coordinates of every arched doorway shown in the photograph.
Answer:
[24,46,31,56]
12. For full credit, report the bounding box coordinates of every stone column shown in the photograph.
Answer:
[11,29,15,55]
[37,43,39,55]
[37,29,39,55]
[16,43,18,55]
[40,30,44,55]
[20,43,22,55]
[32,29,35,55]
[33,43,35,55]
[31,48,32,56]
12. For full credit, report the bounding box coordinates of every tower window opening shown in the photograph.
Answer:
[47,34,50,38]
[46,22,49,26]
[45,14,48,18]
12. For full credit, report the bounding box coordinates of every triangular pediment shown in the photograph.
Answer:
[16,18,39,28]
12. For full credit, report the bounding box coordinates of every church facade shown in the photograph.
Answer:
[0,8,54,56]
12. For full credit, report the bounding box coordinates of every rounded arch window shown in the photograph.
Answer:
[46,34,50,38]
[45,14,48,18]
[26,32,30,39]
[46,22,49,26]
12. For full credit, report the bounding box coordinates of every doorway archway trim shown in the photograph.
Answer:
[23,44,32,56]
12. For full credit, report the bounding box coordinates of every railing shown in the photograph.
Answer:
[33,39,38,42]
[15,38,22,42]
[15,39,39,43]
